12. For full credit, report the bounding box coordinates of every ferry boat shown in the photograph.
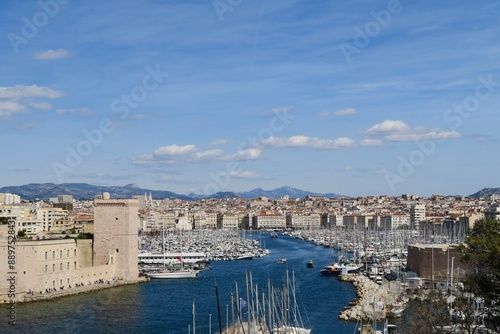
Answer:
[138,252,208,266]
[147,269,199,279]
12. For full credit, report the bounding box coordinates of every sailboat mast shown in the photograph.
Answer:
[193,300,196,334]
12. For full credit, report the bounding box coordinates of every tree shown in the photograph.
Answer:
[460,218,500,330]
[17,230,26,237]
[400,290,452,334]
[0,217,9,225]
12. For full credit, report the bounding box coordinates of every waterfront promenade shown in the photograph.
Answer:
[20,277,148,303]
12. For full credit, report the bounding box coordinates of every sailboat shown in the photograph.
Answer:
[225,271,311,334]
[147,219,199,279]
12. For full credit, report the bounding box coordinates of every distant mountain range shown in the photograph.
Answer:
[469,188,500,198]
[0,183,343,201]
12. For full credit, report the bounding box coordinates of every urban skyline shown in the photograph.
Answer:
[1,1,499,197]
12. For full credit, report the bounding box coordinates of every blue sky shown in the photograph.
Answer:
[1,0,499,197]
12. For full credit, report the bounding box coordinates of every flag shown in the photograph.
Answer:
[240,298,247,309]
[176,257,183,263]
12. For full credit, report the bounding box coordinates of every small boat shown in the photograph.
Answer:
[270,232,278,238]
[236,254,254,260]
[277,258,287,264]
[306,259,314,268]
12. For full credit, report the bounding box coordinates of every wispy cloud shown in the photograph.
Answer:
[256,105,293,116]
[335,108,356,116]
[0,86,64,120]
[408,25,440,36]
[56,108,93,116]
[319,108,356,117]
[208,139,230,146]
[0,85,64,99]
[33,49,71,60]
[0,101,28,120]
[263,135,357,149]
[70,172,138,181]
[228,171,262,179]
[11,121,39,130]
[27,101,53,110]
[366,120,460,142]
[130,144,261,166]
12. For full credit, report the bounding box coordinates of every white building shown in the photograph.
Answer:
[252,214,286,230]
[410,204,425,229]
[286,213,321,229]
[0,193,21,205]
[380,214,410,230]
[217,213,240,229]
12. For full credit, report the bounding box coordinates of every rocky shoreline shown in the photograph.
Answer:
[338,274,403,322]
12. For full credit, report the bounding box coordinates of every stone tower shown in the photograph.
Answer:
[93,198,139,280]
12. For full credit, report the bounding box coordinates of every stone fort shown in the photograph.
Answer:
[0,198,140,303]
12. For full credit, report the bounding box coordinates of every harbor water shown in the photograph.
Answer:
[4,233,358,334]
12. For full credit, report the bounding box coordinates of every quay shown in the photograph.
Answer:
[20,277,149,303]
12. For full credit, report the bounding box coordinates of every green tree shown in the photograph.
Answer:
[17,230,26,237]
[0,217,9,224]
[460,218,500,330]
[400,290,452,334]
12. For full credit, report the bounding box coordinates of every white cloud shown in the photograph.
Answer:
[228,171,262,179]
[0,85,64,121]
[0,85,64,99]
[334,108,356,116]
[193,149,225,160]
[56,108,93,115]
[366,120,410,135]
[319,111,331,118]
[263,135,357,149]
[131,143,262,166]
[154,144,197,156]
[33,49,71,60]
[365,120,461,142]
[225,148,262,161]
[208,139,230,146]
[384,130,460,142]
[360,139,384,147]
[0,101,28,120]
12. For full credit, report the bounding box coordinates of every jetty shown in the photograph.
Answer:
[338,274,405,322]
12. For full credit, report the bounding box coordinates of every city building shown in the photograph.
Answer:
[286,213,321,229]
[410,204,426,229]
[252,214,286,230]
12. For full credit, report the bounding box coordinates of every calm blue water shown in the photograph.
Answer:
[3,233,357,334]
